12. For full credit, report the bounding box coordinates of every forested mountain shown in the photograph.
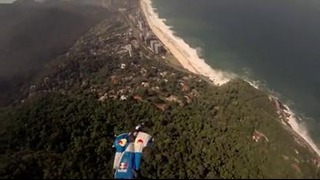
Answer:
[0,3,319,179]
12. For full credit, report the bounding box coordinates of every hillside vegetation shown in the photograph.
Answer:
[0,10,319,179]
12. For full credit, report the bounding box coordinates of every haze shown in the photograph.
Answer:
[0,0,108,105]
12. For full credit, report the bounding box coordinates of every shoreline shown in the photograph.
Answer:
[139,0,320,158]
[140,0,233,86]
[139,0,200,76]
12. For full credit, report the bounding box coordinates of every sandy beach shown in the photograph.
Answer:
[140,0,233,86]
[140,0,320,158]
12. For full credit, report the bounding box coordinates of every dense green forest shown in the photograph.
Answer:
[1,81,319,178]
[0,7,320,179]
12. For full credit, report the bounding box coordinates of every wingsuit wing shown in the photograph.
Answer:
[114,142,135,179]
[113,133,129,169]
[133,132,153,170]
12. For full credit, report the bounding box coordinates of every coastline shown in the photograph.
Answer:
[139,0,320,158]
[140,0,233,86]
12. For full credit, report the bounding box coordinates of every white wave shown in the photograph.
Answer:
[283,104,320,157]
[244,75,320,156]
[195,46,203,58]
[141,0,235,86]
[142,0,320,157]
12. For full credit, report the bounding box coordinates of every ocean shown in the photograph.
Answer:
[150,0,320,147]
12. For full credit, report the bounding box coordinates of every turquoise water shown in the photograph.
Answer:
[151,0,320,145]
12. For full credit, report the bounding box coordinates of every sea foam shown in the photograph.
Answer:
[142,0,320,157]
[142,0,235,86]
